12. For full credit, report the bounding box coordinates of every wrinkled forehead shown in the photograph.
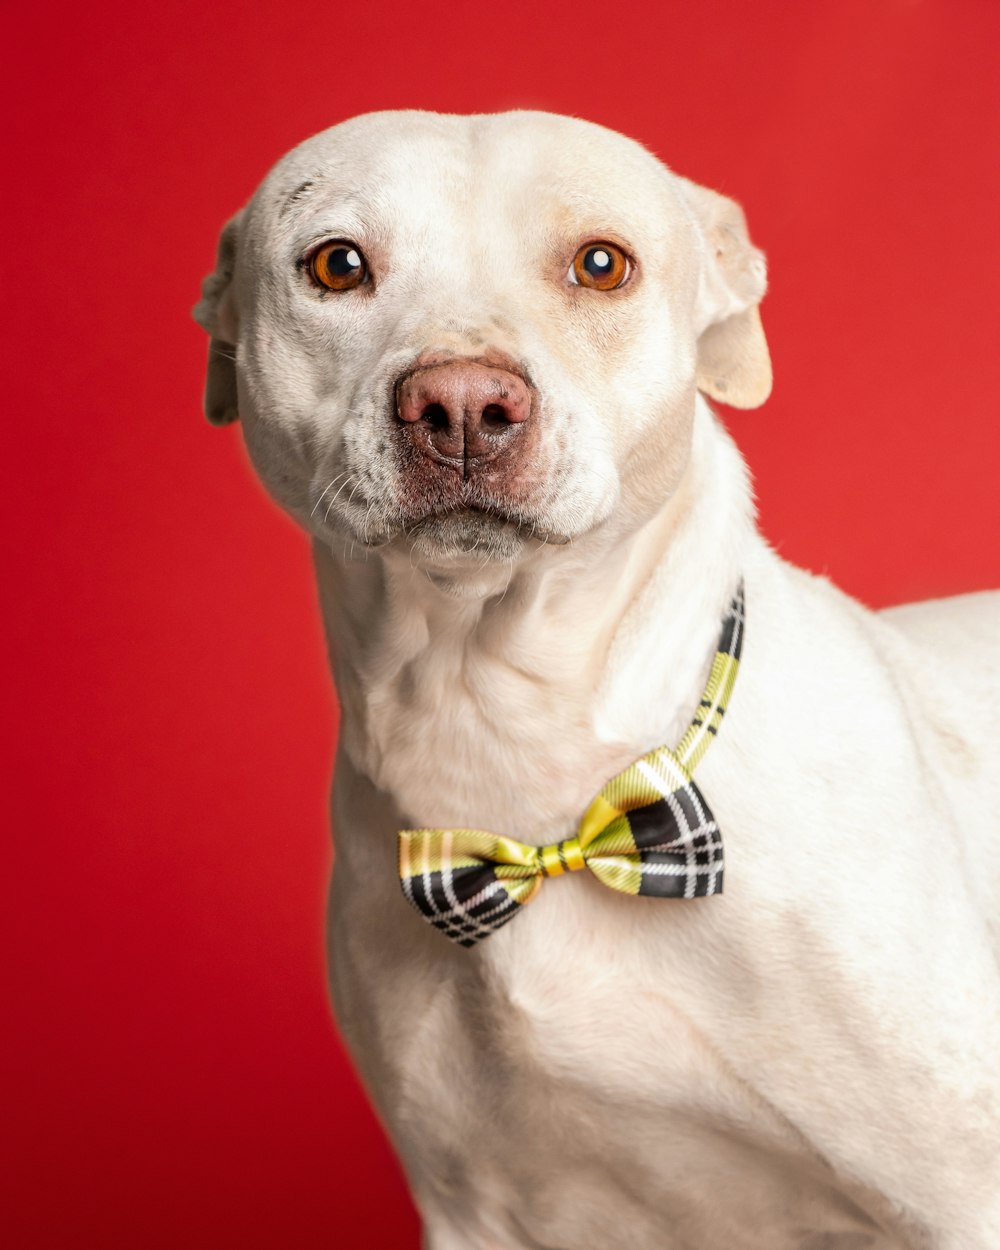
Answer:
[245,110,689,252]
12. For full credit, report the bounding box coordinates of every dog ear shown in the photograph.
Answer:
[677,179,772,409]
[192,212,243,426]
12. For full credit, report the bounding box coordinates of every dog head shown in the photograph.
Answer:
[194,111,769,567]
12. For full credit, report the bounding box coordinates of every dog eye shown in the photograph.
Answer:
[309,241,369,291]
[569,243,630,290]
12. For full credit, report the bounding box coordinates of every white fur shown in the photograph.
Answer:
[196,111,1000,1250]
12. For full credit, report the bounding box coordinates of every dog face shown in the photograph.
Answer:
[195,111,770,566]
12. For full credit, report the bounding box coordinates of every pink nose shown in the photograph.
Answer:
[395,360,532,468]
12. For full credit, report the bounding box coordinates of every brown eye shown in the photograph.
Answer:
[309,240,368,290]
[570,242,630,290]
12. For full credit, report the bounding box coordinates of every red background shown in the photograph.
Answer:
[5,2,999,1246]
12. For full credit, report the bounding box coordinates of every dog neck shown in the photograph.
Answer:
[313,397,756,840]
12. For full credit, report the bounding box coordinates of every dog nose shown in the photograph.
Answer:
[396,360,531,468]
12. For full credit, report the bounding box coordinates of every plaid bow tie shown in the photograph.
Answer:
[398,584,745,947]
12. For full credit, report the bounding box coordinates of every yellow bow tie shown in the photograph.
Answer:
[398,585,744,947]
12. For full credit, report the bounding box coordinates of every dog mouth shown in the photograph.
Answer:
[402,503,572,556]
[314,472,574,560]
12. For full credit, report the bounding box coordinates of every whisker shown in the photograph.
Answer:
[494,560,516,605]
[310,471,351,519]
[324,474,360,525]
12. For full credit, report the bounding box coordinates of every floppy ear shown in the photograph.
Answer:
[192,212,243,426]
[676,179,772,409]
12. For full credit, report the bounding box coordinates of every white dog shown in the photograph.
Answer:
[195,111,1000,1250]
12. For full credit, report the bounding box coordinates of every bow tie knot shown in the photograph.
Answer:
[537,836,586,878]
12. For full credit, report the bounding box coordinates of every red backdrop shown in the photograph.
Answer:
[5,2,999,1246]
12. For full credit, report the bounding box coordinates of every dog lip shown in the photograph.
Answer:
[417,502,521,526]
[404,504,572,546]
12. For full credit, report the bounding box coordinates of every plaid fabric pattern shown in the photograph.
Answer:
[398,583,745,947]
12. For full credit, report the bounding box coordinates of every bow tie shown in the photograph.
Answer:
[398,584,745,947]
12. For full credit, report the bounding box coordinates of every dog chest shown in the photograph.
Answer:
[372,892,903,1250]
